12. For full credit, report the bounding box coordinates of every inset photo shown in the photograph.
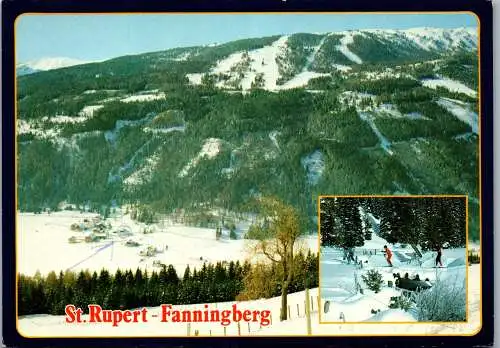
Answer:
[319,195,468,324]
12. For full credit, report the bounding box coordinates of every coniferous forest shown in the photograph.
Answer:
[18,251,318,316]
[320,197,466,251]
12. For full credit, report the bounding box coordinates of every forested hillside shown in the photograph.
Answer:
[16,27,480,239]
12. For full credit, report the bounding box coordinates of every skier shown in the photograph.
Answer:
[347,248,355,264]
[383,245,393,267]
[342,247,348,261]
[435,246,443,267]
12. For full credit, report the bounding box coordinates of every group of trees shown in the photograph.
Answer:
[18,251,318,317]
[320,197,466,251]
[18,261,249,316]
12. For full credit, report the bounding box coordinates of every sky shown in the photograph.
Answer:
[16,13,478,63]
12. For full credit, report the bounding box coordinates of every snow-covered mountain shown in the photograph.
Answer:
[16,26,480,241]
[183,27,477,91]
[16,57,91,76]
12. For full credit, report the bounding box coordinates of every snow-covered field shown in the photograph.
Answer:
[17,211,317,277]
[319,232,469,325]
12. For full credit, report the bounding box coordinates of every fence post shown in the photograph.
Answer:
[311,296,314,311]
[187,323,191,336]
[224,326,227,336]
[288,305,291,319]
[238,321,241,336]
[247,322,250,333]
[296,303,300,317]
[305,288,312,335]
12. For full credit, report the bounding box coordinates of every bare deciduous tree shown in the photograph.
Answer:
[249,196,302,321]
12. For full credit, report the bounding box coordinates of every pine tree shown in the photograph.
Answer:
[320,197,364,249]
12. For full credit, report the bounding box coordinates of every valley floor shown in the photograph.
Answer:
[18,210,317,277]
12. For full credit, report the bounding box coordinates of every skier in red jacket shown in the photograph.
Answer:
[384,245,393,267]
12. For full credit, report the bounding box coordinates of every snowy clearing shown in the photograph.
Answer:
[186,73,204,85]
[278,72,330,90]
[437,97,478,134]
[41,115,88,124]
[179,138,222,178]
[121,92,166,103]
[332,64,352,72]
[422,77,477,98]
[123,153,161,186]
[79,105,104,117]
[240,36,289,91]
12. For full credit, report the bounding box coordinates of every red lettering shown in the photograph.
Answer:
[141,308,148,322]
[232,304,242,322]
[112,310,123,327]
[65,305,76,323]
[88,304,102,322]
[243,310,252,321]
[160,304,171,322]
[123,310,132,323]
